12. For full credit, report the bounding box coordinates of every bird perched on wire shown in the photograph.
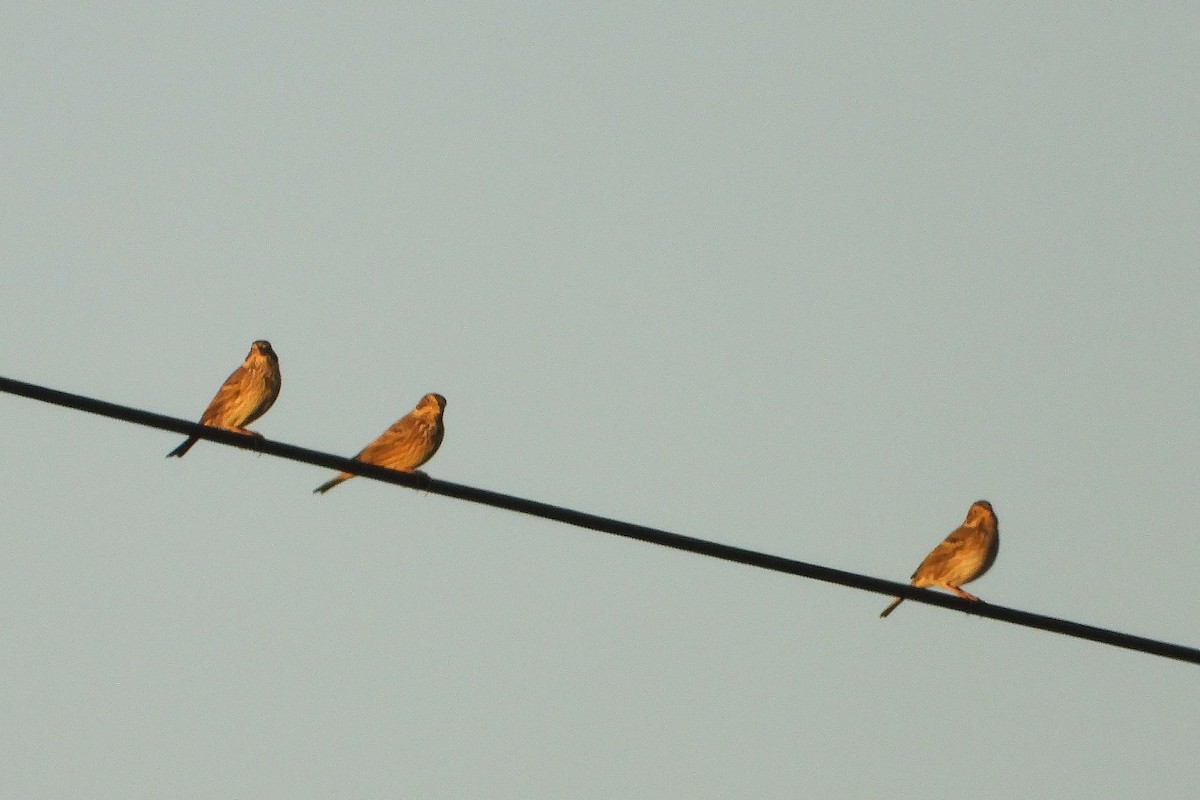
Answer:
[879,500,999,618]
[166,340,282,458]
[313,393,446,494]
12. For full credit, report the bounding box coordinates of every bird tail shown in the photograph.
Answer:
[314,473,352,494]
[166,436,200,458]
[879,597,904,618]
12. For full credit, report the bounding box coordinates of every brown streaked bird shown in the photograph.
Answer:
[166,340,282,458]
[313,393,446,494]
[879,500,999,618]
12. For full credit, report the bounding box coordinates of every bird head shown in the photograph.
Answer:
[966,500,996,527]
[415,393,447,419]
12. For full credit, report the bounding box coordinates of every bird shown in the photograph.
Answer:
[166,340,282,458]
[879,500,999,618]
[313,393,446,494]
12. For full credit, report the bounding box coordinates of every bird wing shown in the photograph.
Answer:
[911,526,973,581]
[197,365,250,425]
[355,415,419,467]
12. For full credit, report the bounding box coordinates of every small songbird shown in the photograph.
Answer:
[880,500,999,618]
[313,393,446,494]
[166,340,282,458]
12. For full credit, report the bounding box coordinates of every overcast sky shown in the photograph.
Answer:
[2,4,1198,798]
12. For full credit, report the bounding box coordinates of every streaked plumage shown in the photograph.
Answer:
[166,340,281,458]
[880,500,999,618]
[314,393,446,494]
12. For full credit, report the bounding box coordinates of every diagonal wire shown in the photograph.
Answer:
[2,373,1198,666]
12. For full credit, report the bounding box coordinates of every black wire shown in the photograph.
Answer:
[3,373,1197,666]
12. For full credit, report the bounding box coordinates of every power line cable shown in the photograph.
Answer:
[2,373,1197,666]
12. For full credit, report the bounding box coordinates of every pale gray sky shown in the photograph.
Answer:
[2,4,1198,798]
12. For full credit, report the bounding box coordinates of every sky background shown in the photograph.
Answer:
[2,4,1198,798]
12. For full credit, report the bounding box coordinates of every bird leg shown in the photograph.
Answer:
[230,427,266,455]
[948,586,981,602]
